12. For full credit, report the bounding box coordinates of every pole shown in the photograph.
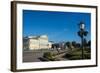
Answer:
[81,32,84,59]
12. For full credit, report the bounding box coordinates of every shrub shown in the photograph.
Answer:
[43,52,55,61]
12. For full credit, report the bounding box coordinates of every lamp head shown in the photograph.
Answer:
[79,22,85,30]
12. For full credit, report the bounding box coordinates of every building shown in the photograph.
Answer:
[23,35,52,50]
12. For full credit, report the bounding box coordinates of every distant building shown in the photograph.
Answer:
[23,35,52,50]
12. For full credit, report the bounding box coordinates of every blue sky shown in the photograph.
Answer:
[23,10,91,43]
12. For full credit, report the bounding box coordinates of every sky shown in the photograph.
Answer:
[23,10,91,43]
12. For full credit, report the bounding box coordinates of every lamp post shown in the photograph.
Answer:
[78,22,88,59]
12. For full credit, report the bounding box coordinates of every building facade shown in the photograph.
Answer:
[23,35,52,50]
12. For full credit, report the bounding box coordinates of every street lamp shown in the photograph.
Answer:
[78,22,88,59]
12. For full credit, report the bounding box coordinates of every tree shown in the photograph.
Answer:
[52,43,60,53]
[76,43,81,48]
[72,41,77,48]
[65,42,70,48]
[65,42,72,50]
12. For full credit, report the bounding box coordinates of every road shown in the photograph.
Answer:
[23,49,57,62]
[23,49,69,62]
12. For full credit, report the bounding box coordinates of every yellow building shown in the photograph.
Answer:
[23,35,52,50]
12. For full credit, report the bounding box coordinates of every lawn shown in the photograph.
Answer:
[63,48,91,60]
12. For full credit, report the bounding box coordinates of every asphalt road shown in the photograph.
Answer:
[23,49,57,62]
[23,49,69,62]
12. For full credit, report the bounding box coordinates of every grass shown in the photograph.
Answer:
[63,48,91,60]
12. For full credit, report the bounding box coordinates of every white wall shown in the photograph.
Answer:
[0,0,99,73]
